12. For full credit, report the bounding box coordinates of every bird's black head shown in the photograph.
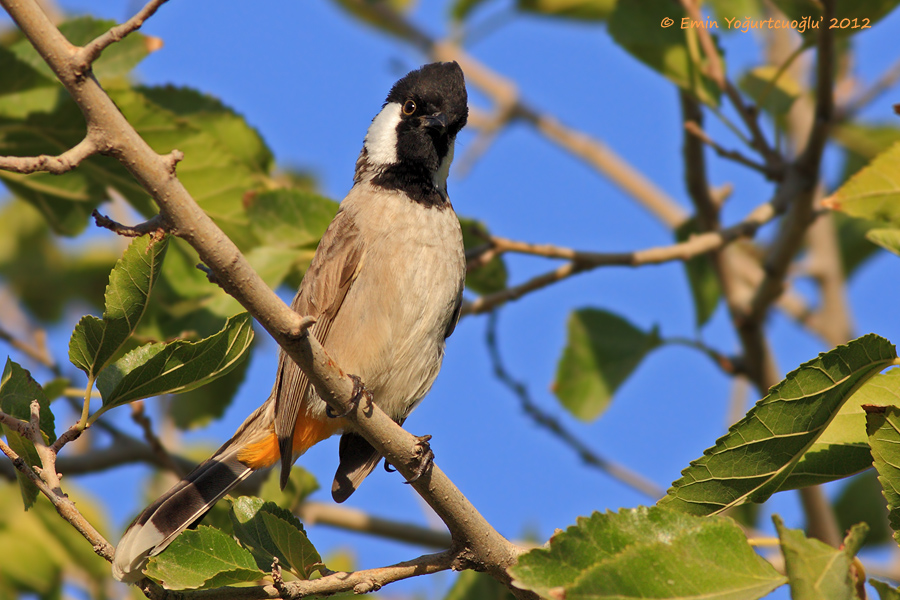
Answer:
[357,61,468,206]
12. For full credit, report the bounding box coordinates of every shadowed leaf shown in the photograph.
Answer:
[95,312,254,414]
[554,308,660,421]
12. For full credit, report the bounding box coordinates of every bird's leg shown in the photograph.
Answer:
[325,374,373,418]
[403,434,434,484]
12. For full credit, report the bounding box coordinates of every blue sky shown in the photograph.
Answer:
[4,0,900,597]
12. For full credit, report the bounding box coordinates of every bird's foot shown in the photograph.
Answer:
[325,374,373,418]
[403,434,434,484]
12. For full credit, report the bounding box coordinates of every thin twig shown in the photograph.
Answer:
[131,400,185,477]
[484,312,664,500]
[462,199,778,316]
[299,502,453,549]
[836,57,900,121]
[684,121,778,179]
[77,0,170,68]
[0,135,98,174]
[0,420,115,561]
[92,210,168,239]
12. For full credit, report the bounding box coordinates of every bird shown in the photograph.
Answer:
[112,61,469,582]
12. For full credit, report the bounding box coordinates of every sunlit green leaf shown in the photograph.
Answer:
[245,188,337,249]
[510,506,786,600]
[229,497,323,579]
[68,234,168,380]
[866,404,900,545]
[144,525,263,590]
[660,334,896,516]
[872,579,900,600]
[825,141,900,227]
[774,515,867,600]
[554,308,660,422]
[738,65,801,116]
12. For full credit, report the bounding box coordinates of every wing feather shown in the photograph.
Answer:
[274,206,365,487]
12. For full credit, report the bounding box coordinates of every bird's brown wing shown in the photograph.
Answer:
[274,205,365,488]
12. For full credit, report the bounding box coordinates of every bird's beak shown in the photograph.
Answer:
[422,113,449,134]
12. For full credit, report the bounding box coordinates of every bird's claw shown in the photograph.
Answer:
[325,374,372,418]
[403,434,434,484]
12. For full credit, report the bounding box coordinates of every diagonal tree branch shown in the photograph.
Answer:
[0,0,530,595]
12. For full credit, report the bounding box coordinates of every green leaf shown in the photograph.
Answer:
[245,188,338,249]
[0,45,55,102]
[170,351,251,430]
[834,471,891,547]
[773,515,867,600]
[68,234,168,380]
[229,497,323,579]
[777,369,900,491]
[106,85,272,249]
[659,334,897,516]
[738,65,802,116]
[143,525,263,590]
[675,218,721,327]
[95,312,254,413]
[9,16,152,82]
[866,404,900,545]
[867,228,900,257]
[329,0,417,40]
[509,506,786,600]
[518,0,617,21]
[833,123,900,185]
[825,141,900,227]
[0,199,117,320]
[0,358,55,442]
[0,483,109,597]
[554,308,660,422]
[0,359,55,508]
[609,0,722,107]
[872,579,900,600]
[0,94,108,235]
[459,217,508,295]
[445,569,517,600]
[770,0,900,38]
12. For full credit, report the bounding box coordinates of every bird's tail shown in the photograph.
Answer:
[112,402,276,582]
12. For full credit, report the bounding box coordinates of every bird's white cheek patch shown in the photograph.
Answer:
[365,102,401,166]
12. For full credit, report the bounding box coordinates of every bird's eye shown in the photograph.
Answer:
[402,100,417,115]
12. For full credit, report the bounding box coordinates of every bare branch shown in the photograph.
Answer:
[299,502,454,549]
[836,57,900,121]
[0,135,98,174]
[684,120,778,178]
[92,210,169,239]
[0,0,528,592]
[77,0,169,67]
[133,550,459,600]
[0,422,115,562]
[462,199,777,316]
